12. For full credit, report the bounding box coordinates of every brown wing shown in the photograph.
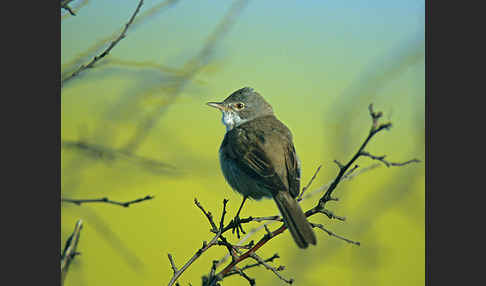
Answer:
[284,141,301,198]
[222,116,300,196]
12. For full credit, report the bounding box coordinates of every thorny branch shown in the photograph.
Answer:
[61,195,154,207]
[61,219,83,286]
[61,0,145,87]
[166,104,420,286]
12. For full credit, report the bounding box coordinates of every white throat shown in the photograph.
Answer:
[221,111,248,131]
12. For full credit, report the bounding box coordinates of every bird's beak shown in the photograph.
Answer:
[206,101,225,111]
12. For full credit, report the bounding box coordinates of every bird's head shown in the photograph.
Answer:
[207,87,274,131]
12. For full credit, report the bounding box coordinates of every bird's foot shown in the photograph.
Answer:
[231,215,246,239]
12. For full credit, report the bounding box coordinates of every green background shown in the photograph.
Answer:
[61,0,425,285]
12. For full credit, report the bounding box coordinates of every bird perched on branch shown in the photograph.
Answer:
[207,87,316,248]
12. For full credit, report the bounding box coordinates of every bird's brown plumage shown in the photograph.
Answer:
[219,114,316,248]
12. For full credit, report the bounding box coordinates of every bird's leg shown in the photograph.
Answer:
[231,196,248,238]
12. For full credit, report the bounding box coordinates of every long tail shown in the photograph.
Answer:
[273,191,317,249]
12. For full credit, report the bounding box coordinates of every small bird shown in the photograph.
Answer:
[207,87,317,248]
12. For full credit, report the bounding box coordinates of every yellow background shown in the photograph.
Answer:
[61,1,425,285]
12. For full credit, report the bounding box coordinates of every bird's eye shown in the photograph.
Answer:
[234,102,245,110]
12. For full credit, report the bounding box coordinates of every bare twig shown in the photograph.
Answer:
[61,0,180,76]
[61,219,83,286]
[62,0,91,20]
[300,163,380,202]
[217,236,239,263]
[195,198,218,232]
[311,223,360,246]
[168,254,178,274]
[334,160,344,169]
[61,195,154,207]
[297,164,322,201]
[237,254,280,272]
[305,207,346,221]
[61,0,144,87]
[233,269,256,285]
[221,254,280,285]
[248,215,282,223]
[167,200,229,286]
[263,225,273,238]
[215,224,287,282]
[219,199,229,230]
[359,151,421,167]
[249,253,293,284]
[167,235,218,286]
[61,0,76,16]
[343,164,360,179]
[316,104,419,209]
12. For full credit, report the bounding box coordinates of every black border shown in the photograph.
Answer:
[425,0,430,285]
[13,0,60,284]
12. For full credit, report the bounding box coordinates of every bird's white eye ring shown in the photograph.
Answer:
[234,102,245,110]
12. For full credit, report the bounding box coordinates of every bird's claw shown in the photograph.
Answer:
[231,216,246,239]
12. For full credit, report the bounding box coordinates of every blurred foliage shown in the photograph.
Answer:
[61,0,424,285]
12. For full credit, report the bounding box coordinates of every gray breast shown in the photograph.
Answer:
[218,148,273,200]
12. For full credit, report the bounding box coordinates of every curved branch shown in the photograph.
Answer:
[61,0,144,87]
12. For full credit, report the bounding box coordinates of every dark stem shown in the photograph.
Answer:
[61,195,154,207]
[317,104,392,209]
[235,196,248,218]
[360,151,421,167]
[61,0,76,16]
[297,164,322,201]
[61,220,83,286]
[167,199,229,286]
[61,0,145,87]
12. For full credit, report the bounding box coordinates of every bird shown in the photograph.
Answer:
[207,87,316,249]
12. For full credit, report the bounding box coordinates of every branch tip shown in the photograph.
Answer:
[168,253,178,273]
[61,0,145,87]
[311,223,360,246]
